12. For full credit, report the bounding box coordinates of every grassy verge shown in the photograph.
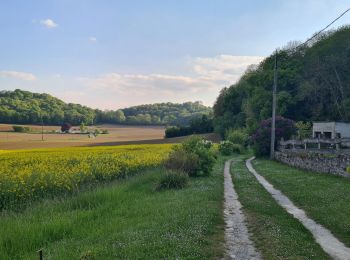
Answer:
[0,157,227,259]
[231,156,330,259]
[253,159,350,248]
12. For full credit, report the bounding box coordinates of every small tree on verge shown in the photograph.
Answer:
[79,122,87,133]
[251,116,297,157]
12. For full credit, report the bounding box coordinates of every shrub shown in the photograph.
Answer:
[156,170,189,190]
[165,126,192,138]
[232,144,244,154]
[225,129,248,147]
[12,126,31,133]
[164,149,200,177]
[219,141,234,155]
[61,123,72,133]
[180,136,216,176]
[295,121,312,139]
[219,141,244,155]
[347,166,350,173]
[181,135,212,152]
[251,116,297,157]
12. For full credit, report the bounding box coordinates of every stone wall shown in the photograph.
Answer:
[275,150,350,177]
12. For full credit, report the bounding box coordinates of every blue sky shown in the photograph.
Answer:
[0,0,349,109]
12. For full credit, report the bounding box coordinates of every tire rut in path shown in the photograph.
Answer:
[246,157,350,260]
[223,159,261,260]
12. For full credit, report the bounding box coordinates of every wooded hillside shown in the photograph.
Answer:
[0,89,211,126]
[214,26,350,136]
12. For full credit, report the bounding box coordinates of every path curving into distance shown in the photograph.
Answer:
[223,159,261,260]
[246,157,350,260]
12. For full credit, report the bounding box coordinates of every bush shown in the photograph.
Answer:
[12,126,31,133]
[225,129,248,147]
[61,123,72,133]
[165,126,192,138]
[181,135,212,152]
[156,170,189,190]
[219,141,244,155]
[164,149,200,177]
[181,136,216,176]
[251,116,297,157]
[232,144,244,154]
[295,121,312,139]
[219,141,234,155]
[347,166,350,173]
[165,136,215,177]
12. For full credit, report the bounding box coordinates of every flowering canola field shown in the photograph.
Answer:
[0,144,172,209]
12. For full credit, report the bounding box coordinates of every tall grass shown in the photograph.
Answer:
[0,158,226,259]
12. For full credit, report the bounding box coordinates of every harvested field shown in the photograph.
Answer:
[0,124,165,150]
[0,124,220,150]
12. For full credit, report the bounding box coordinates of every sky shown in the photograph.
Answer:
[0,0,349,109]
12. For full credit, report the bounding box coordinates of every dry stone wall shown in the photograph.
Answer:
[275,150,350,177]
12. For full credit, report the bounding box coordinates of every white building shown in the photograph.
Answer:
[313,122,350,139]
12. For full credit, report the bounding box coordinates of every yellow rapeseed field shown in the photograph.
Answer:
[0,144,172,209]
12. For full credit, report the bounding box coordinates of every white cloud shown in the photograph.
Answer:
[79,73,206,96]
[0,71,36,81]
[81,55,264,92]
[89,37,97,42]
[192,55,264,83]
[76,55,264,107]
[40,19,58,28]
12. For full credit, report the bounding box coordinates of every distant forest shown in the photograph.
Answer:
[214,25,350,136]
[0,89,212,126]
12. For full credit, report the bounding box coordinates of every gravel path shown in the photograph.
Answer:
[246,157,350,260]
[223,159,261,260]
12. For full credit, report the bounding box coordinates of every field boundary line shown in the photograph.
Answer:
[246,157,350,260]
[223,159,261,260]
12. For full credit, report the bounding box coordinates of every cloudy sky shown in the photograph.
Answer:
[0,0,349,109]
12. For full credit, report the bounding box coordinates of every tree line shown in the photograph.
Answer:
[165,115,214,138]
[0,89,212,126]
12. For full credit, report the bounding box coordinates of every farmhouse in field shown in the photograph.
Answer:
[312,122,350,139]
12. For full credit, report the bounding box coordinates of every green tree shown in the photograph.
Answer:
[115,110,126,122]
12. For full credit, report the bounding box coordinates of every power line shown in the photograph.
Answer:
[296,8,350,49]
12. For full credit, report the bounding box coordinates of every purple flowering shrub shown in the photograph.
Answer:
[251,116,297,156]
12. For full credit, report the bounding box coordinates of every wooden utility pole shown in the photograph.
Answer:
[270,51,278,159]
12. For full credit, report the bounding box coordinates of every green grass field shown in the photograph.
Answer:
[0,154,227,259]
[3,144,350,259]
[231,156,330,259]
[253,159,350,248]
